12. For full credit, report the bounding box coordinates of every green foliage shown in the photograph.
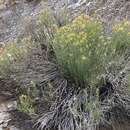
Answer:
[36,8,56,44]
[0,37,32,77]
[36,12,130,130]
[17,80,39,115]
[53,15,108,86]
[36,10,130,89]
[17,94,35,114]
[112,20,130,55]
[52,15,130,87]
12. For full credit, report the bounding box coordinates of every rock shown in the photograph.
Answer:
[0,100,36,130]
[0,0,45,42]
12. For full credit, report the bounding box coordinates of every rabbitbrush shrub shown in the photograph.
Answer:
[112,20,130,54]
[36,13,130,130]
[53,15,126,87]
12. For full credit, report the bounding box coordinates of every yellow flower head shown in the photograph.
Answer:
[113,20,130,32]
[81,55,86,60]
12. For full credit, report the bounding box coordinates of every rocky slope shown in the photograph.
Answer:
[0,0,130,130]
[1,0,130,42]
[0,0,45,42]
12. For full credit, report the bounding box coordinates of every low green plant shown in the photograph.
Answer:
[36,8,56,44]
[17,80,39,115]
[53,15,112,87]
[0,37,32,77]
[17,94,35,114]
[112,20,130,94]
[112,20,130,54]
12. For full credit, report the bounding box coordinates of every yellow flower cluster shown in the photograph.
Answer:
[53,15,105,85]
[55,14,100,48]
[72,15,91,29]
[113,20,130,33]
